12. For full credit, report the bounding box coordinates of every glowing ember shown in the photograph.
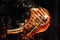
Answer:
[7,7,50,36]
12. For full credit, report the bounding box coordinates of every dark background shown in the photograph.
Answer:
[0,0,59,40]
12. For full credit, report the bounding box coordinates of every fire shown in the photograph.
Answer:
[7,7,51,37]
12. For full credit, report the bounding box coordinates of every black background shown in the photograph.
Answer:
[0,0,59,40]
